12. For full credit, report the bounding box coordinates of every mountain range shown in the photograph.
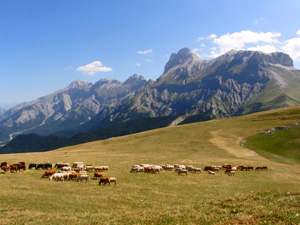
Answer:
[1,47,300,153]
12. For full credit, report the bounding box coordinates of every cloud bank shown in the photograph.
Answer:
[196,30,300,62]
[77,61,113,76]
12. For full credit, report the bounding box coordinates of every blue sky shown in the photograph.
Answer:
[1,0,300,109]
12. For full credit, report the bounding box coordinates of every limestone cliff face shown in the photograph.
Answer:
[0,75,148,143]
[106,48,300,124]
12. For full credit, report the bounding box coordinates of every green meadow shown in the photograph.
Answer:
[1,106,300,224]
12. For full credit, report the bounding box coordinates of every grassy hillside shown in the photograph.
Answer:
[0,106,300,224]
[244,123,300,165]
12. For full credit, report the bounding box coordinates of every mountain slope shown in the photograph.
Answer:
[0,75,149,144]
[104,48,300,125]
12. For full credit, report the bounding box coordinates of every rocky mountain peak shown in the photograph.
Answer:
[164,47,202,74]
[68,80,91,89]
[124,74,147,85]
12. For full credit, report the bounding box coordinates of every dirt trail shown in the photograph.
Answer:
[209,130,261,160]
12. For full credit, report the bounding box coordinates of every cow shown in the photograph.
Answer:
[85,165,94,171]
[14,163,26,171]
[42,170,56,178]
[55,163,69,169]
[60,166,72,172]
[10,165,19,173]
[262,166,268,170]
[228,171,236,176]
[99,177,111,185]
[204,166,215,171]
[110,177,117,185]
[72,168,82,173]
[29,164,37,169]
[208,170,216,175]
[94,172,104,179]
[1,162,7,168]
[1,166,10,172]
[94,166,109,172]
[178,169,188,175]
[76,174,90,183]
[255,166,263,171]
[222,164,232,169]
[68,173,79,181]
[225,169,235,174]
[190,167,202,173]
[49,173,64,181]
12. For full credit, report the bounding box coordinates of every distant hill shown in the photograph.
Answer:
[0,115,177,154]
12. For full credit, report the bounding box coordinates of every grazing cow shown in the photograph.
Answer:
[99,177,111,185]
[262,166,268,170]
[60,166,72,172]
[72,168,82,173]
[178,169,188,175]
[94,172,104,179]
[29,164,37,169]
[208,170,216,175]
[44,163,53,170]
[225,169,235,174]
[204,166,215,171]
[130,165,144,173]
[68,173,79,181]
[190,167,202,173]
[49,173,64,181]
[1,162,7,168]
[110,177,117,185]
[36,164,45,170]
[55,162,69,169]
[14,163,26,171]
[255,166,263,171]
[94,166,109,172]
[222,164,232,169]
[1,166,10,172]
[247,166,254,171]
[10,165,19,173]
[42,170,56,178]
[228,171,236,176]
[85,165,94,171]
[162,164,174,171]
[76,174,90,183]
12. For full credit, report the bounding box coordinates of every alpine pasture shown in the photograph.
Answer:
[1,107,300,224]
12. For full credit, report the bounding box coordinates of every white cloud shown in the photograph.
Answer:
[281,37,300,62]
[136,63,141,66]
[136,49,153,55]
[214,30,280,53]
[196,36,205,42]
[297,30,300,35]
[207,34,217,39]
[247,45,278,53]
[77,61,113,76]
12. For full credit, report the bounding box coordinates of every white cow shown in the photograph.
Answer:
[76,174,90,183]
[49,173,64,181]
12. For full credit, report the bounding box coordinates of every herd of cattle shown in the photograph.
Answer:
[130,163,268,176]
[0,161,268,184]
[0,161,116,185]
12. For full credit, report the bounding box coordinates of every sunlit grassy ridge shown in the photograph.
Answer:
[0,106,300,224]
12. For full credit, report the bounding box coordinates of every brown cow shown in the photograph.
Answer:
[42,170,56,178]
[262,166,268,170]
[1,162,8,168]
[1,166,10,172]
[69,173,79,181]
[94,172,104,179]
[10,165,19,173]
[99,177,111,185]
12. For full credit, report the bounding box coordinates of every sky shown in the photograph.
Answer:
[0,0,300,109]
